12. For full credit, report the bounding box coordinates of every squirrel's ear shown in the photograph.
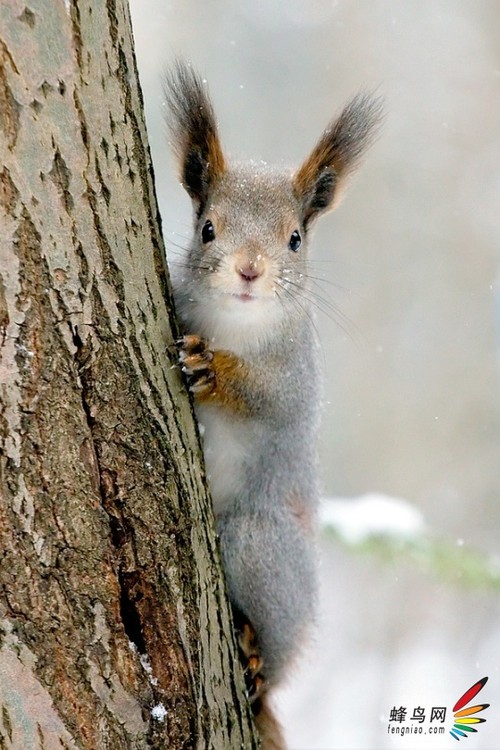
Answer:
[293,93,383,228]
[164,61,225,211]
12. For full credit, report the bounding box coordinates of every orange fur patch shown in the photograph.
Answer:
[195,350,253,417]
[204,131,225,181]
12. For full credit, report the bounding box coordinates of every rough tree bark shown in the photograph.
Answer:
[0,1,258,748]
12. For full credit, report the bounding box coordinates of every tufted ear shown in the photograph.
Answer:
[164,61,226,212]
[293,93,383,228]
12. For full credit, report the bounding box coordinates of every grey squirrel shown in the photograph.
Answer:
[165,61,382,749]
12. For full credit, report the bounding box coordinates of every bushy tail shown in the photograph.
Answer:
[253,693,286,750]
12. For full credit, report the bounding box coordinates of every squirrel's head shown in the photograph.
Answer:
[165,61,382,345]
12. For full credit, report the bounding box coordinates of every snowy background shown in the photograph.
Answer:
[128,1,500,748]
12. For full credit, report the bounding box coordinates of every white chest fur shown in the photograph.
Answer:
[196,404,255,515]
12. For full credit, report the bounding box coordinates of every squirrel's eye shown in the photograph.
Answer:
[201,220,215,244]
[288,230,302,252]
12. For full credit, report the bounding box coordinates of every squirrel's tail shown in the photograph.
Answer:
[253,693,286,750]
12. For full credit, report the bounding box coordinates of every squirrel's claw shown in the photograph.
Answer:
[177,334,216,397]
[237,620,266,702]
[176,334,207,355]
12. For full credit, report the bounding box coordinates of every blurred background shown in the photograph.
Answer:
[129,2,500,747]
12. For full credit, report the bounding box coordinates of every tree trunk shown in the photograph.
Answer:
[0,1,257,748]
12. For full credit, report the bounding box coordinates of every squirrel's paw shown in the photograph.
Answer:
[177,334,216,397]
[237,620,266,702]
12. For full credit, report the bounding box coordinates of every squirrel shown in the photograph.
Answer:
[165,61,382,749]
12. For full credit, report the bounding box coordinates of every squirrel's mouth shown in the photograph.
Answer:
[219,288,274,304]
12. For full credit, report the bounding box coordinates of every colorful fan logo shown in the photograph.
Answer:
[449,676,489,741]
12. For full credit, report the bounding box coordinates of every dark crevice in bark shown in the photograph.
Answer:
[73,88,90,153]
[71,324,93,421]
[0,275,9,350]
[105,0,119,48]
[48,147,74,214]
[68,2,84,71]
[72,228,90,291]
[2,705,12,742]
[85,179,127,305]
[18,8,36,28]
[39,80,54,98]
[0,166,20,212]
[0,40,21,150]
[118,570,146,653]
[94,153,111,206]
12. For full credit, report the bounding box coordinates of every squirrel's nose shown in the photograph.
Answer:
[238,264,262,282]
